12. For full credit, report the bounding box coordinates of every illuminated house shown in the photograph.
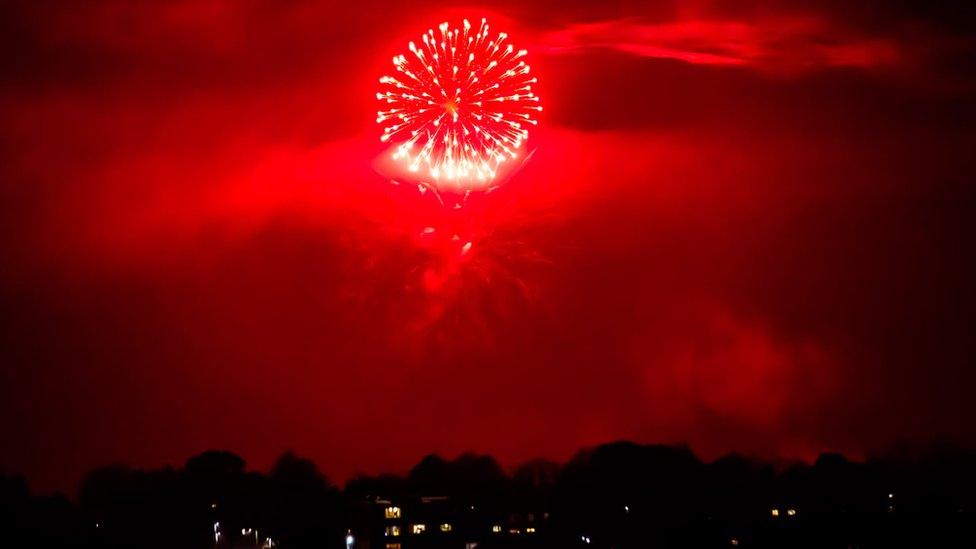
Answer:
[346,495,546,549]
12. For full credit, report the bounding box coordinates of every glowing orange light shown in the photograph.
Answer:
[377,18,540,187]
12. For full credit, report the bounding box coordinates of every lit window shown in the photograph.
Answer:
[440,523,452,532]
[385,525,400,537]
[491,525,502,533]
[385,506,401,519]
[770,508,780,517]
[411,524,426,534]
[730,539,739,546]
[385,544,401,549]
[787,508,796,517]
[465,544,478,549]
[526,527,536,534]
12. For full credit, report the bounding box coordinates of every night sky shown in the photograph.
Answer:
[2,0,975,494]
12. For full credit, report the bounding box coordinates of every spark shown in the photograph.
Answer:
[377,18,541,188]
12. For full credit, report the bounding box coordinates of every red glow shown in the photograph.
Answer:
[1,0,975,495]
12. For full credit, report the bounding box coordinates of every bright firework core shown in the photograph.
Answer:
[377,19,541,187]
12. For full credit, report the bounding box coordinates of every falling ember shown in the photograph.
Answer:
[377,18,541,188]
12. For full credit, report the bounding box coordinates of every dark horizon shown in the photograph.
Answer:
[3,441,975,548]
[11,440,976,502]
[5,438,976,500]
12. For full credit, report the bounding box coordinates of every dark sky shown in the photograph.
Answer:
[2,0,975,494]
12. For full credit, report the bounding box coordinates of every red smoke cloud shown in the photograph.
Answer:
[538,16,901,71]
[1,0,975,494]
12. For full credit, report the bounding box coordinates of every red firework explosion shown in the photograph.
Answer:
[377,18,541,187]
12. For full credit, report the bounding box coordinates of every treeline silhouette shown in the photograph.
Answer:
[1,442,974,548]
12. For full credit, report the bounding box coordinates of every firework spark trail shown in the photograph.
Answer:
[377,18,541,188]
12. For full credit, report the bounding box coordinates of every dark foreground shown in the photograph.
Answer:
[1,442,973,548]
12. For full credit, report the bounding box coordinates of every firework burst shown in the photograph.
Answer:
[377,18,541,187]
